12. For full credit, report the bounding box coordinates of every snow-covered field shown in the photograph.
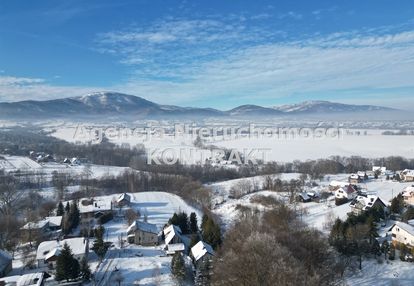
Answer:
[49,124,414,163]
[0,155,132,179]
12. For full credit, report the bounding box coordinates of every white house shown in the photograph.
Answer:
[350,195,387,216]
[191,241,214,268]
[335,185,357,200]
[36,237,89,268]
[391,221,414,247]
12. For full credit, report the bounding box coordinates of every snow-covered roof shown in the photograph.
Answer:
[330,181,349,188]
[336,185,356,195]
[0,249,12,270]
[167,243,185,253]
[117,193,131,203]
[17,272,44,286]
[21,219,49,230]
[36,237,88,260]
[349,174,360,179]
[191,241,214,262]
[357,171,366,177]
[127,221,158,235]
[403,186,414,197]
[393,222,414,236]
[79,198,112,214]
[402,169,414,176]
[298,192,310,200]
[350,195,386,210]
[164,225,182,245]
[45,216,62,227]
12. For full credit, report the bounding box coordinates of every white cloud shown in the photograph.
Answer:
[2,18,414,109]
[0,75,97,102]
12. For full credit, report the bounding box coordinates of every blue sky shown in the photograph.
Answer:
[0,0,414,109]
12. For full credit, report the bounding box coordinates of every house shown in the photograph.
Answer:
[0,272,49,286]
[117,193,131,207]
[335,185,357,200]
[127,221,159,246]
[403,186,414,206]
[163,225,183,246]
[21,216,63,239]
[166,243,185,255]
[373,166,387,174]
[296,192,311,203]
[79,198,113,229]
[329,181,349,192]
[349,174,363,184]
[44,216,62,231]
[191,241,214,268]
[390,222,414,247]
[400,169,414,182]
[20,219,50,241]
[0,250,12,278]
[36,237,88,268]
[350,195,387,216]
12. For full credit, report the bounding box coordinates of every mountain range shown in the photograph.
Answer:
[0,92,399,120]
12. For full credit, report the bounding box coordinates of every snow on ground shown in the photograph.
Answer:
[346,258,414,286]
[90,191,201,286]
[209,173,414,232]
[212,134,414,162]
[207,173,301,197]
[303,176,414,232]
[0,155,132,180]
[50,124,414,163]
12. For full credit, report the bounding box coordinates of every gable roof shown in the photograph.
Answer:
[164,225,182,245]
[391,221,414,236]
[127,220,158,235]
[36,237,88,260]
[350,195,386,211]
[45,216,62,227]
[403,186,414,197]
[191,241,214,262]
[21,219,49,230]
[329,181,349,188]
[78,198,112,214]
[117,193,131,203]
[17,272,44,286]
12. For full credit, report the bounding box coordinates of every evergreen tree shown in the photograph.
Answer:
[381,240,390,260]
[169,213,179,225]
[65,202,70,213]
[190,212,199,234]
[390,194,404,214]
[171,252,186,283]
[80,256,91,281]
[202,217,222,249]
[57,201,64,216]
[177,212,189,234]
[189,234,200,249]
[55,242,80,282]
[195,258,211,286]
[92,226,108,261]
[201,214,209,230]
